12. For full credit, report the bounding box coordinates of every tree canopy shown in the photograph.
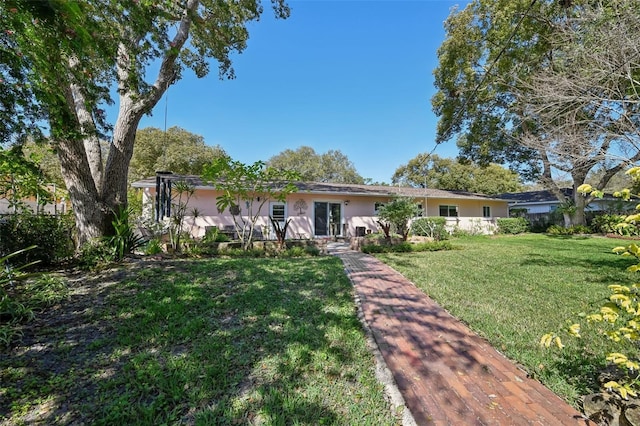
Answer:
[201,157,300,250]
[392,154,522,195]
[432,0,640,224]
[3,0,289,246]
[377,197,421,241]
[267,146,365,184]
[129,127,226,182]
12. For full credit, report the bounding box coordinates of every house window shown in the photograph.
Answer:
[483,206,491,218]
[439,205,458,217]
[416,204,424,217]
[271,203,285,222]
[374,202,385,214]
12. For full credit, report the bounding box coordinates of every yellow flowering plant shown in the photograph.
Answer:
[541,168,640,399]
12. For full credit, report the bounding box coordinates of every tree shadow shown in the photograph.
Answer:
[0,257,391,425]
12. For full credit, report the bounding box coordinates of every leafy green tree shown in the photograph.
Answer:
[201,157,300,250]
[129,127,226,182]
[377,197,421,241]
[0,145,51,213]
[21,139,65,187]
[3,0,289,247]
[432,0,640,225]
[267,146,365,184]
[392,153,522,195]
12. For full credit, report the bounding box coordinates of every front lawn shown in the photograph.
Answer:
[376,234,639,407]
[0,257,400,425]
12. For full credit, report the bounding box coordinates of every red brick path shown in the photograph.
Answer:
[328,244,592,425]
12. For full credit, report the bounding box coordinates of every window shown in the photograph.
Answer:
[374,202,385,214]
[483,206,491,218]
[439,205,458,217]
[271,203,286,231]
[416,204,424,217]
[271,203,285,222]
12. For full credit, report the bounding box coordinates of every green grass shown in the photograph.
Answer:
[376,233,640,407]
[0,257,399,425]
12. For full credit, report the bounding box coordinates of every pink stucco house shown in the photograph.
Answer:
[132,173,509,239]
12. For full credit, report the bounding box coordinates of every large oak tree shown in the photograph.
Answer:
[267,146,365,184]
[392,153,522,195]
[130,126,226,182]
[3,0,289,246]
[432,0,640,225]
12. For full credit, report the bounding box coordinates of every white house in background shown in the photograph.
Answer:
[132,173,510,239]
[498,188,633,214]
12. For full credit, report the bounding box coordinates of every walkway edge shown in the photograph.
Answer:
[353,290,418,426]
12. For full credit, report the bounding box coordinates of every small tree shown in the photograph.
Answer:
[201,157,300,251]
[270,217,292,250]
[168,180,196,252]
[377,197,421,241]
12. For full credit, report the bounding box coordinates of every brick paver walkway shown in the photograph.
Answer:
[328,243,592,425]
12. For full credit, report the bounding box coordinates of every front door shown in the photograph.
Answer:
[314,202,342,236]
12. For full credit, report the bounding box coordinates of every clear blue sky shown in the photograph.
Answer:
[136,0,468,184]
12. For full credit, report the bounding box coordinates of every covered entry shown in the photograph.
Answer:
[314,202,342,237]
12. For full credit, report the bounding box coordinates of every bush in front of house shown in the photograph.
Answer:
[410,217,449,241]
[361,240,453,254]
[496,217,529,234]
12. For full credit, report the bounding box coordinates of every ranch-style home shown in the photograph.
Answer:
[132,173,509,240]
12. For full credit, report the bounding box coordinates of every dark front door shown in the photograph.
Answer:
[314,202,342,236]
[314,202,328,236]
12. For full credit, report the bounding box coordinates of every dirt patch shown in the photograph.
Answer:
[0,260,153,424]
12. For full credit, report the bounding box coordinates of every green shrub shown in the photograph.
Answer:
[304,245,321,256]
[106,207,146,260]
[78,239,114,270]
[547,225,593,235]
[143,238,163,255]
[591,214,640,236]
[361,240,453,254]
[203,226,231,243]
[282,246,306,257]
[496,217,529,234]
[390,242,413,252]
[411,217,449,240]
[361,244,387,254]
[0,211,74,266]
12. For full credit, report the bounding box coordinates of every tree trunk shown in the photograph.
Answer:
[56,3,196,248]
[573,192,587,226]
[57,136,108,247]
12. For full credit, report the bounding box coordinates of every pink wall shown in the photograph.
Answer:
[140,187,508,239]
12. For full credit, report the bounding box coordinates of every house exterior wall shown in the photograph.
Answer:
[140,187,508,239]
[0,197,69,215]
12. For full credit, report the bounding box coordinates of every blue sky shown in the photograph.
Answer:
[136,0,469,184]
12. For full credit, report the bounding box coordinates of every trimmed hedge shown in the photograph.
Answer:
[361,240,453,254]
[496,217,529,234]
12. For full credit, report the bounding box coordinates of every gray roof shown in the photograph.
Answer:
[497,188,573,203]
[132,174,505,202]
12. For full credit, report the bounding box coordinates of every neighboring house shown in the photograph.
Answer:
[0,185,69,215]
[498,188,633,215]
[132,173,509,239]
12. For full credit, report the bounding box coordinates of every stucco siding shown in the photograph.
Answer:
[138,184,508,239]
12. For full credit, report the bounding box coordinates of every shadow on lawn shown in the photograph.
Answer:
[0,257,381,425]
